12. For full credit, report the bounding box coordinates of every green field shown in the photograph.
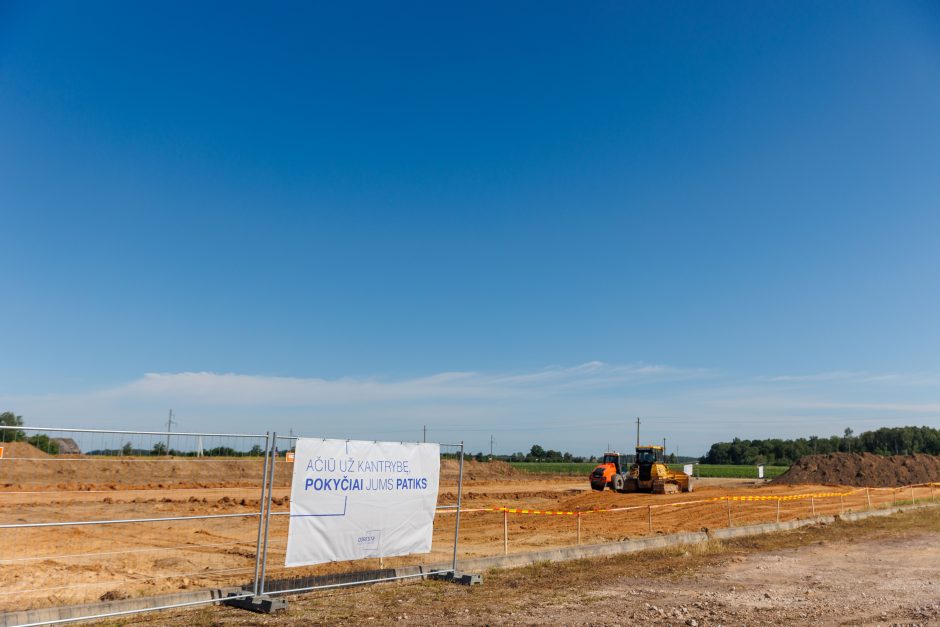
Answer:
[509,461,789,479]
[509,462,596,475]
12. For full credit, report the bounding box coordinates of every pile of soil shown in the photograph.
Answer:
[773,452,940,487]
[0,455,515,491]
[440,459,517,482]
[0,441,51,458]
[0,456,272,490]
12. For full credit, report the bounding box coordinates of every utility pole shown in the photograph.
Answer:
[165,410,175,453]
[636,417,641,447]
[423,425,427,443]
[490,434,495,457]
[663,437,667,461]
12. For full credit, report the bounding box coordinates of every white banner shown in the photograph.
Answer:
[758,465,765,479]
[683,463,694,476]
[285,439,440,567]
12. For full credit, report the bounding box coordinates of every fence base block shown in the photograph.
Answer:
[223,593,288,614]
[428,571,483,586]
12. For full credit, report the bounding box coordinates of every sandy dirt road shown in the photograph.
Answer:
[131,507,940,626]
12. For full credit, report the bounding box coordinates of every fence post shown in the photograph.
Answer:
[776,498,780,523]
[258,432,278,595]
[503,509,508,556]
[811,496,815,517]
[252,432,272,596]
[577,512,582,546]
[451,442,465,574]
[648,505,653,532]
[727,499,732,527]
[866,488,872,511]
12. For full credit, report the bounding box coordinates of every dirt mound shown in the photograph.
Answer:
[0,441,51,458]
[0,456,515,490]
[773,452,940,487]
[0,456,272,490]
[440,459,517,482]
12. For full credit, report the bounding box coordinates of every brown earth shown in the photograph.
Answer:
[0,456,509,492]
[0,441,51,458]
[1,455,935,616]
[136,507,940,627]
[774,452,940,487]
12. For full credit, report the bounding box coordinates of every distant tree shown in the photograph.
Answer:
[843,427,854,453]
[700,425,940,465]
[249,444,263,457]
[152,441,168,456]
[474,451,484,462]
[0,411,24,441]
[26,433,59,454]
[205,446,238,457]
[122,442,134,456]
[529,444,546,460]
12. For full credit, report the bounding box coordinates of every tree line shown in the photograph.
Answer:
[1,411,266,457]
[700,425,940,466]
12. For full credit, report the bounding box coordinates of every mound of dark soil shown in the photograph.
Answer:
[773,452,940,487]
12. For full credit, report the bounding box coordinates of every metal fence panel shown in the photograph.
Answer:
[0,426,270,625]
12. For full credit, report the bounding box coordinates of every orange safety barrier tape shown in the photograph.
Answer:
[488,484,940,515]
[486,482,940,516]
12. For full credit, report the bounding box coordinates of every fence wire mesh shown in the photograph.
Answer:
[0,426,269,621]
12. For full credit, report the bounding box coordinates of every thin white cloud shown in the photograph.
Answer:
[4,361,708,409]
[759,371,940,385]
[2,363,938,455]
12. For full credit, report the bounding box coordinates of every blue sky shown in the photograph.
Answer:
[2,2,939,455]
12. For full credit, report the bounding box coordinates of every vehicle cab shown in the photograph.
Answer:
[590,451,627,491]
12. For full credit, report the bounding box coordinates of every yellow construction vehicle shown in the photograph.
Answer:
[590,445,692,494]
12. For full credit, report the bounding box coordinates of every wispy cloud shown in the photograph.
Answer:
[2,363,938,454]
[99,361,710,406]
[1,361,708,410]
[758,371,940,385]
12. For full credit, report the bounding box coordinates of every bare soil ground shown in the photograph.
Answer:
[1,452,935,615]
[114,507,940,626]
[775,452,940,487]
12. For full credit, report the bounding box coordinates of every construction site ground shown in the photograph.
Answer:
[131,506,940,627]
[2,451,937,616]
